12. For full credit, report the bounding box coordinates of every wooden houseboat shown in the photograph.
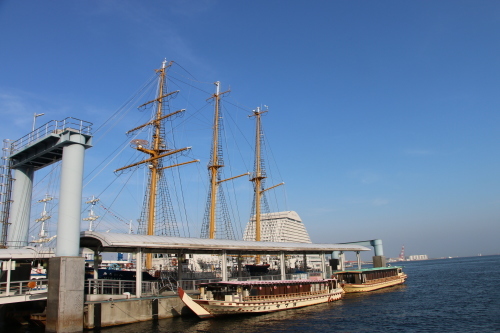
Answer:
[335,266,407,293]
[178,278,343,318]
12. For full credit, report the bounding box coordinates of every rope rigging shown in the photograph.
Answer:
[21,60,289,250]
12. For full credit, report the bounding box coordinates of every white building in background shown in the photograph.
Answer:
[150,211,321,273]
[407,254,428,261]
[243,211,312,243]
[243,211,321,270]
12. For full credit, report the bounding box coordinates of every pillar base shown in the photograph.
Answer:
[372,255,386,268]
[46,256,85,333]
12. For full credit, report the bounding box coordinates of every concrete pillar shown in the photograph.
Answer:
[135,248,142,298]
[46,256,85,333]
[356,251,362,269]
[56,137,85,256]
[280,252,286,280]
[221,251,227,281]
[370,239,384,256]
[7,166,33,248]
[339,251,345,271]
[302,253,307,272]
[373,255,386,268]
[320,252,326,279]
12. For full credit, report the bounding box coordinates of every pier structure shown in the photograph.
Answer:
[0,247,53,305]
[5,117,92,249]
[79,231,370,329]
[332,239,386,270]
[3,118,92,333]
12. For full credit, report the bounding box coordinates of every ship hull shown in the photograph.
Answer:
[179,287,343,318]
[341,274,407,293]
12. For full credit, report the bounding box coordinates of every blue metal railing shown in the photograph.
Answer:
[10,117,93,154]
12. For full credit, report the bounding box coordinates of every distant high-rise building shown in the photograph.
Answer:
[407,254,428,261]
[243,211,311,243]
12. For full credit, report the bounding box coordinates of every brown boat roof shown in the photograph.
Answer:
[198,279,337,286]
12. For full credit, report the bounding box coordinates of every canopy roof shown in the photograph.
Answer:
[80,231,370,255]
[0,247,54,260]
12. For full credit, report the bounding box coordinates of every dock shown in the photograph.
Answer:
[0,232,375,330]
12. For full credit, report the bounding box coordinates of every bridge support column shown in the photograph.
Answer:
[56,136,85,257]
[370,239,384,257]
[373,256,386,268]
[46,256,85,333]
[370,239,386,267]
[7,166,33,248]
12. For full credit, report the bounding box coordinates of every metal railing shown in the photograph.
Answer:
[84,279,161,296]
[10,117,93,154]
[83,271,327,297]
[178,279,219,291]
[0,139,13,247]
[0,279,48,297]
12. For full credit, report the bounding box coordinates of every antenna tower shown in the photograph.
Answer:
[399,245,405,261]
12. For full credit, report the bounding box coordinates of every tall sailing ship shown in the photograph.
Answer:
[107,60,345,318]
[114,60,199,269]
[178,85,343,319]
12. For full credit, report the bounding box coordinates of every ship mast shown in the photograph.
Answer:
[250,107,284,246]
[33,193,53,246]
[83,196,100,231]
[208,82,224,239]
[115,60,198,269]
[204,82,248,239]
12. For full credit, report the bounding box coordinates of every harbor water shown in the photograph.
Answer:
[13,254,500,332]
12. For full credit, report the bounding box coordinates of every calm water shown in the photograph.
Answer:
[12,255,500,332]
[95,255,500,333]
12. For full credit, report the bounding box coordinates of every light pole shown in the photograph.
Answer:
[32,113,45,131]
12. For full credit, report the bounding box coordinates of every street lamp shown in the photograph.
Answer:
[32,113,45,131]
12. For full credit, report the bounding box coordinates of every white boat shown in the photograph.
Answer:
[178,278,343,318]
[335,266,407,293]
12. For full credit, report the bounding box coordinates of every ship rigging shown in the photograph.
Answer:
[115,60,198,269]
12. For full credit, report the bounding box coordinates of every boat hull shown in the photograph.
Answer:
[180,288,343,318]
[341,274,407,293]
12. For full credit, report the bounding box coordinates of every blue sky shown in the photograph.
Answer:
[0,1,499,259]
